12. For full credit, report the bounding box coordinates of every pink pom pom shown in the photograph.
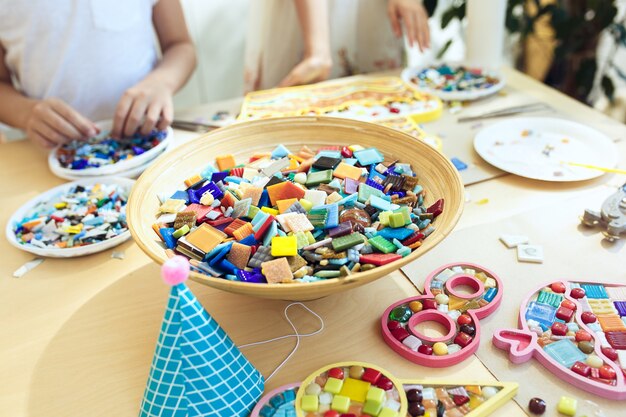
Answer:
[161,255,190,286]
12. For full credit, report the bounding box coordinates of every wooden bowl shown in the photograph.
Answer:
[127,117,463,300]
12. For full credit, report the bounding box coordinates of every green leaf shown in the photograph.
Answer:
[575,58,597,100]
[441,4,465,29]
[424,0,437,17]
[441,7,457,29]
[436,39,453,59]
[601,75,615,103]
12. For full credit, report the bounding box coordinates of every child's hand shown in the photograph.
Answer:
[278,55,332,88]
[25,98,98,149]
[387,0,431,52]
[112,79,173,138]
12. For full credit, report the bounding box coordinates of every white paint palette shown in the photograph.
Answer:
[474,117,618,182]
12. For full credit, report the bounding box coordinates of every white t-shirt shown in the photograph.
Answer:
[0,0,158,122]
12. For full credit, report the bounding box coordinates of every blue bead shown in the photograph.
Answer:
[483,287,498,302]
[159,228,177,249]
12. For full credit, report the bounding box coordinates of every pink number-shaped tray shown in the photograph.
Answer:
[493,280,626,400]
[382,262,503,367]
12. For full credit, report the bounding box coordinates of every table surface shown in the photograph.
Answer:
[1,67,625,417]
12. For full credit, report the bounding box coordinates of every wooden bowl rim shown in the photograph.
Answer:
[128,116,464,294]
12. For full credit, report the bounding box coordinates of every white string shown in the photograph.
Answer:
[237,302,324,382]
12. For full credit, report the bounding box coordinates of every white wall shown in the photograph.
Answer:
[174,0,250,110]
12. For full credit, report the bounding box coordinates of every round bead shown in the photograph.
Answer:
[578,341,595,354]
[349,365,365,379]
[293,172,307,184]
[387,320,403,331]
[376,376,394,391]
[599,365,617,380]
[435,294,449,305]
[305,382,321,395]
[575,330,592,342]
[408,402,425,417]
[460,324,476,336]
[560,299,576,310]
[550,282,566,293]
[482,386,499,399]
[570,288,586,299]
[409,301,423,313]
[389,305,412,323]
[418,344,433,355]
[602,346,618,361]
[406,389,423,402]
[433,342,448,356]
[323,411,340,417]
[457,314,472,326]
[327,367,344,379]
[581,311,596,324]
[586,355,603,368]
[528,397,546,415]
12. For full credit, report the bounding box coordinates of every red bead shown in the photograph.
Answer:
[602,346,618,361]
[453,395,469,406]
[575,330,592,342]
[560,299,576,310]
[422,299,438,310]
[457,314,472,326]
[376,376,394,390]
[556,307,574,322]
[402,232,425,246]
[599,365,617,380]
[389,107,400,114]
[550,282,566,293]
[362,368,382,384]
[324,411,340,417]
[454,332,473,348]
[551,322,568,336]
[359,253,402,266]
[387,320,402,331]
[581,311,597,324]
[570,288,586,299]
[571,361,591,377]
[418,344,433,355]
[341,146,353,158]
[391,328,410,342]
[426,199,444,218]
[327,367,344,380]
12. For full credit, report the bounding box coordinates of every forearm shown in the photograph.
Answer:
[293,0,331,58]
[142,42,196,93]
[0,82,36,129]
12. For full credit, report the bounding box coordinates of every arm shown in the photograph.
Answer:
[277,0,332,87]
[387,0,431,52]
[113,0,196,137]
[0,45,97,148]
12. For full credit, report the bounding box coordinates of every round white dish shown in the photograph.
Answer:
[402,64,505,101]
[473,117,618,182]
[48,121,172,178]
[7,177,135,257]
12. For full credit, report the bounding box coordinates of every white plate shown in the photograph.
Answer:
[6,177,135,257]
[474,117,618,182]
[49,147,166,180]
[402,65,505,101]
[48,121,173,178]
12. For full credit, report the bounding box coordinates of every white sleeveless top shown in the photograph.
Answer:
[0,0,158,122]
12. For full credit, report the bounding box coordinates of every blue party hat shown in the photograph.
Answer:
[139,256,264,417]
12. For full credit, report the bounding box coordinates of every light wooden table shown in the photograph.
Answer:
[1,68,624,417]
